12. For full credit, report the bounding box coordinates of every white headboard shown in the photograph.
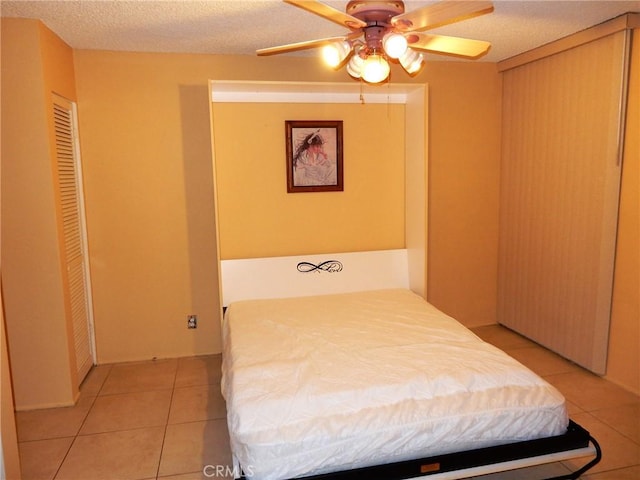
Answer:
[221,249,409,306]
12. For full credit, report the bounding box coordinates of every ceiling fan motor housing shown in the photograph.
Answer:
[346,0,405,20]
[346,1,405,54]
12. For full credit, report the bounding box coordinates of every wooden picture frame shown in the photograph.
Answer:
[286,120,343,193]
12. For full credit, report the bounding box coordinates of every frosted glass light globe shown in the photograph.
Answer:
[399,49,425,75]
[347,53,365,78]
[383,33,408,59]
[322,41,351,68]
[362,54,390,84]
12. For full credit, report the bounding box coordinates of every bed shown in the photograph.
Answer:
[220,250,600,480]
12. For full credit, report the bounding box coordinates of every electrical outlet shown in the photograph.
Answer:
[187,314,197,329]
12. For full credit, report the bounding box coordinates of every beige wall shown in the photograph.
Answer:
[426,62,502,327]
[606,30,640,394]
[212,102,406,259]
[1,18,78,410]
[72,51,224,363]
[1,292,21,479]
[72,49,502,364]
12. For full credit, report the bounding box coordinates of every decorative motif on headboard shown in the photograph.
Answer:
[221,250,409,305]
[297,260,343,273]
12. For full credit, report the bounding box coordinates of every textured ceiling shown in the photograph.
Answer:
[1,1,639,62]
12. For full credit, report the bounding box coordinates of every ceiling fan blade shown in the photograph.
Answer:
[284,0,367,29]
[392,0,494,32]
[408,33,491,59]
[257,36,353,56]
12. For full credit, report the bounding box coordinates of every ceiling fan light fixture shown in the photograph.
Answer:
[399,49,425,75]
[382,32,408,59]
[346,51,365,78]
[322,40,352,68]
[259,0,495,84]
[362,53,390,84]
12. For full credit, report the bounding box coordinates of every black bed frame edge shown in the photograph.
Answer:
[238,420,601,480]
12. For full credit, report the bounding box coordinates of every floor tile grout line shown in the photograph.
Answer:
[576,410,640,447]
[96,364,114,396]
[51,435,79,480]
[52,365,109,480]
[154,358,181,479]
[74,363,113,438]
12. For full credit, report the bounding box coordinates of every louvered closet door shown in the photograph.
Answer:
[53,95,94,384]
[498,31,629,375]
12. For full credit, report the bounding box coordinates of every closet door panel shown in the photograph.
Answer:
[498,31,628,374]
[53,95,94,384]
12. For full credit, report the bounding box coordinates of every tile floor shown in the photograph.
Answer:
[15,325,640,480]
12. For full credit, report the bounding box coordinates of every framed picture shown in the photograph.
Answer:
[286,120,343,193]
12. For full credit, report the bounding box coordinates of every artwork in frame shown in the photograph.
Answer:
[286,120,344,193]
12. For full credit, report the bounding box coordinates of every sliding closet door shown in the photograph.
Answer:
[498,31,629,374]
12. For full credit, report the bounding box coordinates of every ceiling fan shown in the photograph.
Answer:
[257,0,494,84]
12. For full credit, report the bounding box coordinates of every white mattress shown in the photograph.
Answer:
[221,289,568,480]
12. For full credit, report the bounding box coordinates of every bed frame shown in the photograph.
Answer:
[221,250,601,480]
[237,421,600,480]
[273,420,601,480]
